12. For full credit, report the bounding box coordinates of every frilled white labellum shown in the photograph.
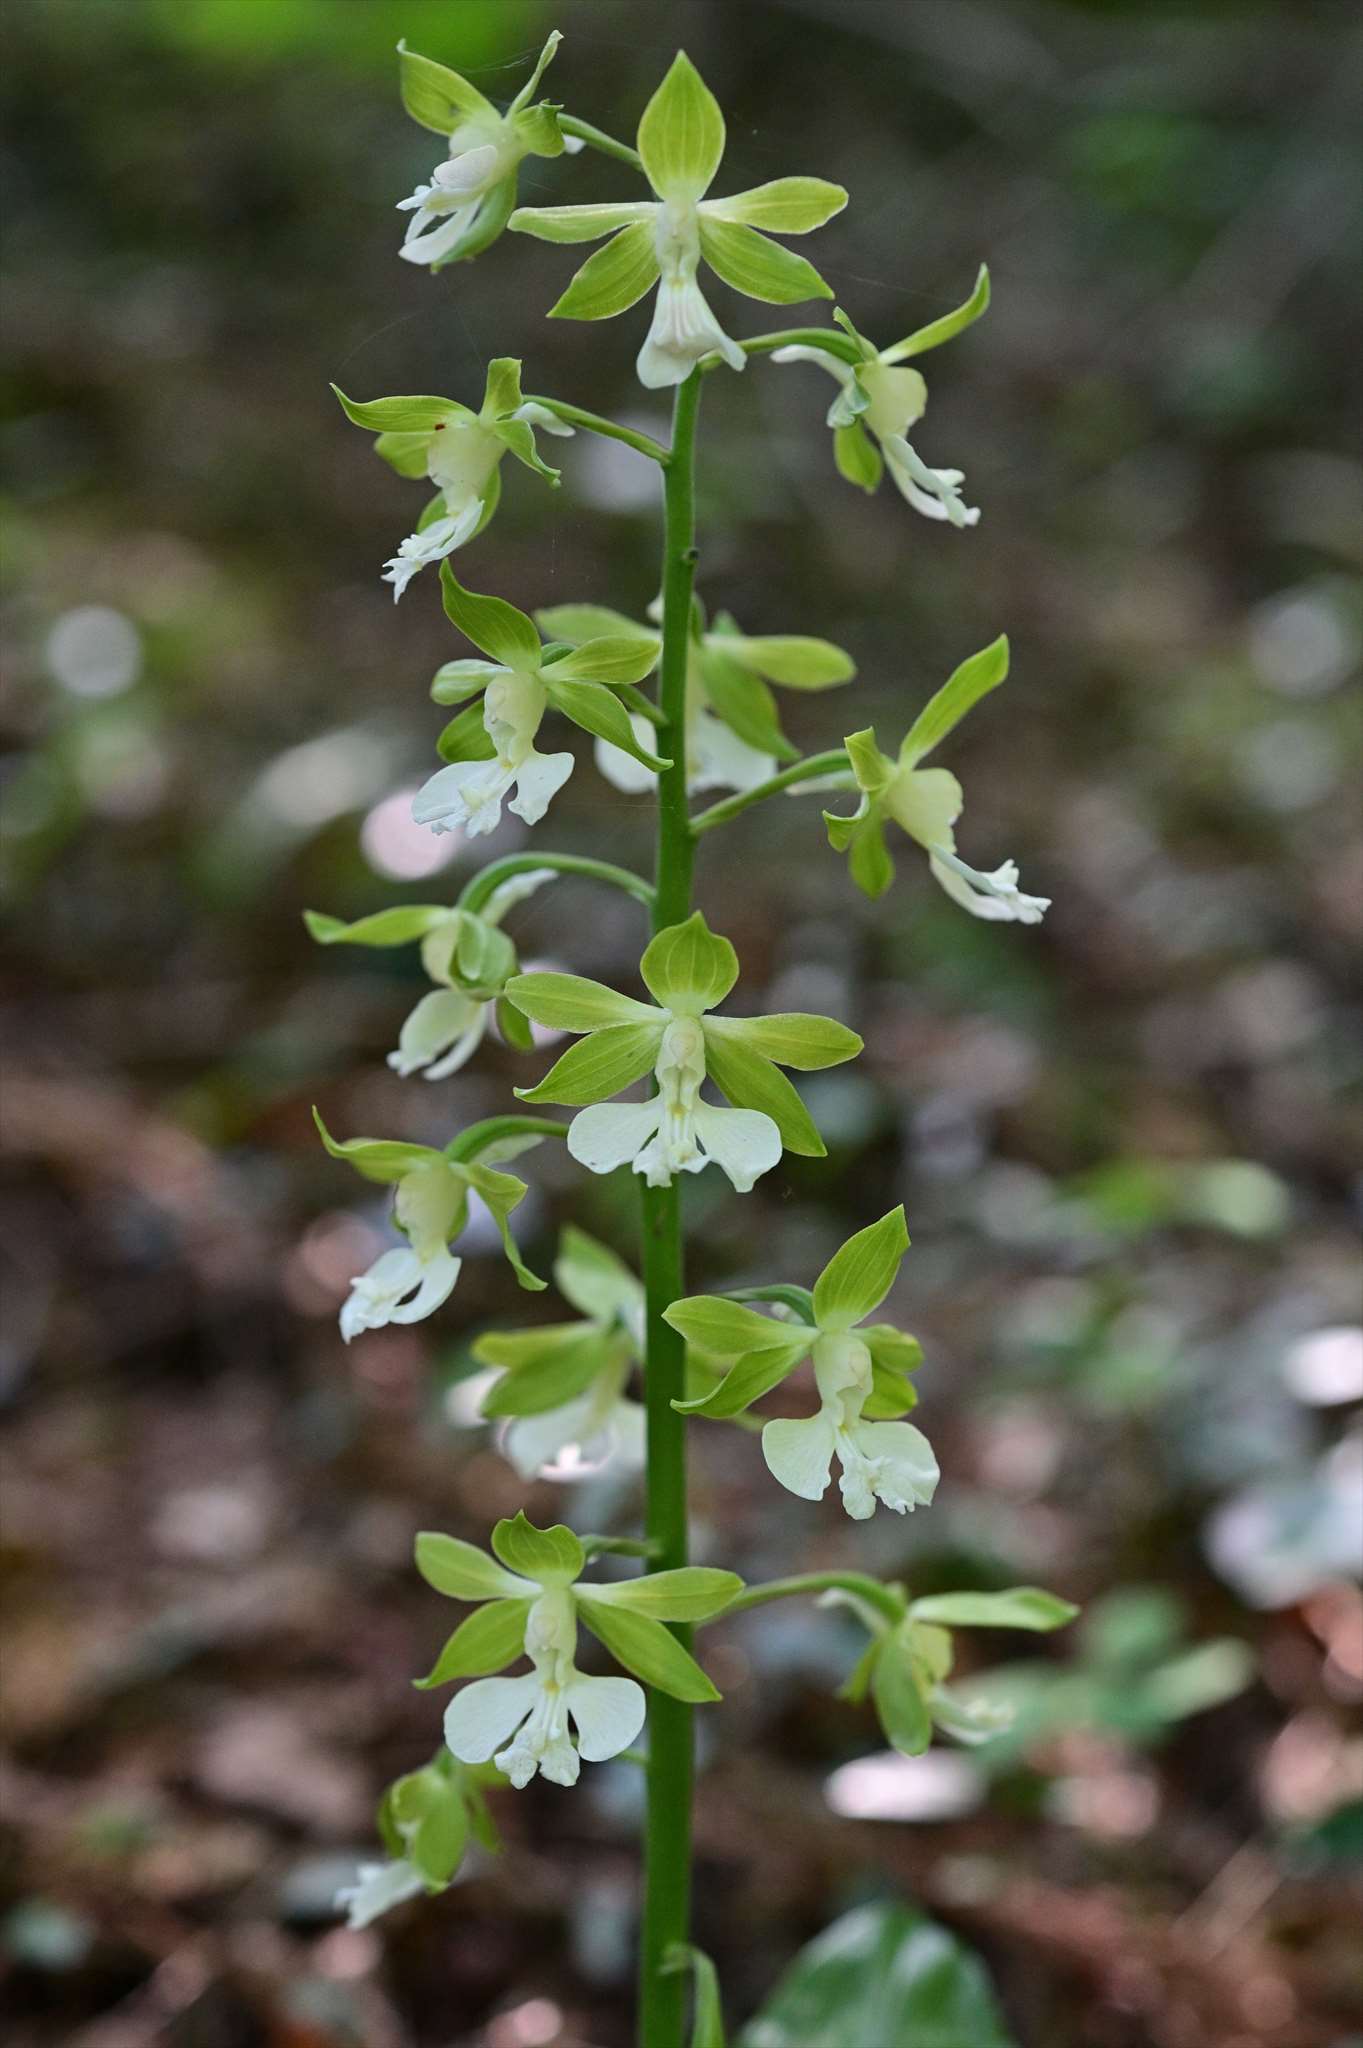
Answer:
[412,669,573,839]
[762,1331,939,1519]
[340,1244,462,1342]
[398,131,517,268]
[567,1015,781,1192]
[637,201,745,390]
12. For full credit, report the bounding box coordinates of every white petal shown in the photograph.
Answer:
[762,1413,837,1501]
[444,1674,538,1763]
[929,850,1049,925]
[399,203,480,268]
[691,1101,783,1193]
[594,730,657,795]
[567,1099,663,1176]
[503,1394,599,1480]
[636,277,746,390]
[688,706,774,795]
[335,1860,427,1928]
[387,1249,462,1325]
[563,1674,646,1761]
[413,758,514,837]
[883,435,980,528]
[513,401,576,438]
[849,1419,940,1511]
[508,749,575,826]
[431,143,499,196]
[388,989,487,1079]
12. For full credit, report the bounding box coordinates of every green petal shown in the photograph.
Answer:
[515,1021,663,1106]
[699,218,833,305]
[702,176,847,234]
[695,645,794,760]
[439,561,542,669]
[871,1629,934,1756]
[478,1326,619,1418]
[396,41,495,132]
[585,1567,743,1622]
[662,1294,800,1358]
[543,635,661,687]
[844,812,895,899]
[882,262,991,363]
[553,1225,642,1327]
[504,971,660,1034]
[898,636,1009,767]
[701,1033,825,1157]
[671,1337,812,1419]
[414,1530,526,1601]
[507,29,563,117]
[575,1595,721,1703]
[332,387,458,434]
[718,633,855,689]
[437,702,497,764]
[430,658,503,705]
[491,414,562,483]
[549,223,662,321]
[704,1012,861,1072]
[490,1511,584,1586]
[844,727,895,795]
[457,1159,545,1291]
[543,675,672,769]
[303,905,447,948]
[480,357,525,419]
[509,201,656,244]
[415,1599,533,1686]
[909,1588,1079,1632]
[373,430,433,478]
[536,603,653,645]
[312,1108,441,1185]
[636,50,725,203]
[660,1945,725,2048]
[812,1207,909,1332]
[640,911,738,1016]
[833,419,883,491]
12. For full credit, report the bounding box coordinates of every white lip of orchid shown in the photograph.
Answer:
[411,668,574,839]
[762,1329,940,1520]
[593,660,773,799]
[382,501,484,601]
[340,1244,462,1342]
[771,343,979,528]
[882,435,980,528]
[502,1362,645,1481]
[397,123,520,267]
[637,200,745,390]
[928,846,1050,924]
[388,987,490,1080]
[565,1014,782,1191]
[335,1858,428,1928]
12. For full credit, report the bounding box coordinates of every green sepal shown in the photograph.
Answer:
[661,1942,726,2048]
[584,1567,742,1622]
[699,218,833,305]
[497,994,536,1052]
[373,430,433,478]
[899,635,1010,767]
[544,676,672,770]
[477,1325,622,1418]
[871,1624,933,1755]
[414,1530,526,1602]
[382,1756,470,1888]
[451,915,515,997]
[304,905,447,948]
[910,1588,1079,1632]
[543,635,661,687]
[554,1225,641,1326]
[727,1283,816,1323]
[662,1294,799,1358]
[537,602,653,645]
[671,1337,812,1419]
[716,629,855,689]
[490,1510,584,1586]
[513,103,566,159]
[504,971,660,1034]
[506,29,564,118]
[509,201,657,246]
[437,702,498,764]
[492,414,561,484]
[515,1020,663,1106]
[704,1012,861,1073]
[812,1207,909,1332]
[480,357,525,419]
[576,1595,721,1703]
[883,262,991,362]
[702,177,847,234]
[701,1030,826,1157]
[396,40,494,132]
[696,645,795,761]
[640,911,738,1015]
[430,173,520,269]
[833,419,883,491]
[415,1599,533,1686]
[312,1108,441,1185]
[332,386,459,434]
[459,1160,545,1290]
[551,223,661,321]
[431,658,504,704]
[637,51,725,203]
[440,561,542,669]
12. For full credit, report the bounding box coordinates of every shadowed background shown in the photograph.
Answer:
[2,1,1361,2043]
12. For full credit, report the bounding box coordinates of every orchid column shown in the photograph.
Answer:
[310,33,1071,2048]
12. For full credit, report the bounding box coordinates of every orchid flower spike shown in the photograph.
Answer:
[537,598,854,799]
[393,34,582,271]
[333,359,573,600]
[665,1207,938,1520]
[312,1111,550,1340]
[414,1513,741,1788]
[772,273,991,527]
[824,634,1050,920]
[509,52,846,389]
[412,563,666,840]
[305,870,555,1083]
[474,1227,648,1480]
[504,912,861,1194]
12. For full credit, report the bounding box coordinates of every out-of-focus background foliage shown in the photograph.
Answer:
[2,0,1361,2043]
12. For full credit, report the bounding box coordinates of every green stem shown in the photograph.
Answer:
[697,328,864,375]
[525,396,669,466]
[556,113,643,169]
[457,851,654,914]
[444,1115,568,1163]
[725,1572,905,1624]
[689,750,851,836]
[638,368,702,2048]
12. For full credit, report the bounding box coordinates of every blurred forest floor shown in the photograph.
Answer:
[1,2,1361,2044]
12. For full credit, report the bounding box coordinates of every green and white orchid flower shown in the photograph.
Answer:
[772,274,991,527]
[536,599,854,798]
[828,1584,1077,1757]
[825,633,1049,920]
[505,912,861,1193]
[393,34,582,271]
[413,564,666,840]
[313,1113,547,1341]
[509,52,846,389]
[305,870,554,1083]
[336,1750,497,1927]
[665,1208,936,1520]
[333,359,572,601]
[416,1513,740,1789]
[474,1227,648,1480]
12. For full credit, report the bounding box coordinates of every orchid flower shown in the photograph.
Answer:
[412,564,666,840]
[504,912,861,1194]
[665,1207,937,1520]
[335,1751,496,1927]
[475,1227,648,1480]
[313,1113,548,1342]
[509,53,846,389]
[305,870,554,1082]
[415,1513,740,1789]
[333,358,572,600]
[393,34,582,272]
[536,599,854,797]
[825,634,1050,919]
[772,276,991,526]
